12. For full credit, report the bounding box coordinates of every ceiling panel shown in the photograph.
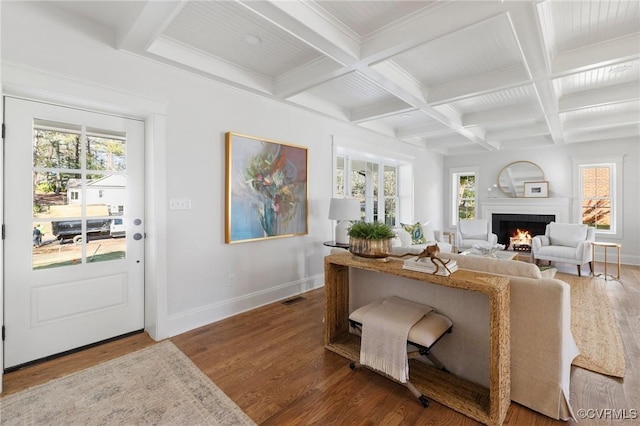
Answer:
[389,15,523,88]
[304,72,401,112]
[162,1,324,78]
[449,85,538,115]
[314,1,435,38]
[549,0,640,53]
[554,59,640,96]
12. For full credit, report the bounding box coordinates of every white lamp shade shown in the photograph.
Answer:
[328,198,360,221]
[329,198,360,245]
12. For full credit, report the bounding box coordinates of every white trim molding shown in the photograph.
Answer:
[481,198,571,233]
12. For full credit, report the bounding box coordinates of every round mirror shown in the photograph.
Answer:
[498,161,545,198]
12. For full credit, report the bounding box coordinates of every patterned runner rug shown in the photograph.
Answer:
[566,275,625,377]
[0,341,255,425]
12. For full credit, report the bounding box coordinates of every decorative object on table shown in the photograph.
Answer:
[523,181,549,198]
[403,256,458,276]
[347,221,394,259]
[328,197,361,245]
[225,132,308,243]
[469,242,506,257]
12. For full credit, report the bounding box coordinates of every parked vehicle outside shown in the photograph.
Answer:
[51,218,124,244]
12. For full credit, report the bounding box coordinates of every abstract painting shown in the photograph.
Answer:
[225,132,308,243]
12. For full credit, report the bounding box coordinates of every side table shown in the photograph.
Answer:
[323,241,349,249]
[591,241,621,281]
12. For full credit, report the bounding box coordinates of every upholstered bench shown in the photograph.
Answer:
[348,297,453,407]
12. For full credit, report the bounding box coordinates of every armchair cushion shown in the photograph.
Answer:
[459,220,488,239]
[548,222,589,248]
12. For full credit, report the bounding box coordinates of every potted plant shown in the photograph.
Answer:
[347,221,395,259]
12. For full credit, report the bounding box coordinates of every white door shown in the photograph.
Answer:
[3,97,145,369]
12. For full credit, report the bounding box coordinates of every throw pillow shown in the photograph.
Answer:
[401,222,427,245]
[393,227,413,246]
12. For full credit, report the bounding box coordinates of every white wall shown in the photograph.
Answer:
[1,2,441,338]
[444,139,640,265]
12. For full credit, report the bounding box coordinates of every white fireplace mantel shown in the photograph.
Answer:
[480,198,571,232]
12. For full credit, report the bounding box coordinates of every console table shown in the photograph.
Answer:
[324,252,510,426]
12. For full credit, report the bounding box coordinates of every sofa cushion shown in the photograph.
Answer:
[401,222,434,245]
[548,222,588,248]
[392,227,413,247]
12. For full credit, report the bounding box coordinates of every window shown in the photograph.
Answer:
[70,191,79,200]
[99,190,105,198]
[336,154,398,226]
[579,163,614,232]
[451,170,477,226]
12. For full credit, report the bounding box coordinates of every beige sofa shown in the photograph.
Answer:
[348,253,578,420]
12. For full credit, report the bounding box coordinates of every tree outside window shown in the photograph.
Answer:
[580,165,612,231]
[457,174,476,221]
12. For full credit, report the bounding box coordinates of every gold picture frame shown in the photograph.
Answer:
[225,132,308,243]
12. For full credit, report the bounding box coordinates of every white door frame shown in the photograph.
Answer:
[1,63,170,390]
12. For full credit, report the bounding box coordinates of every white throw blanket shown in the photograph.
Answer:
[360,296,434,383]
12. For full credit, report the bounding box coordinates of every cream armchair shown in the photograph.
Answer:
[456,219,498,252]
[532,222,595,276]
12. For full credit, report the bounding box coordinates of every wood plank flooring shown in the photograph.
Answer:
[3,262,639,425]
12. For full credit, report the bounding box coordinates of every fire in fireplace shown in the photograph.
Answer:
[492,213,556,252]
[510,229,532,251]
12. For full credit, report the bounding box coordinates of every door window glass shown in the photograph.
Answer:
[32,120,127,269]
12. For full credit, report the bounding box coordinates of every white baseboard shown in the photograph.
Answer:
[166,274,325,338]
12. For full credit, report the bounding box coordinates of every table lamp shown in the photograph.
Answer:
[328,198,361,245]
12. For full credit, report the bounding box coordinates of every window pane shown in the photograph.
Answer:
[86,130,126,172]
[33,221,81,270]
[384,165,396,196]
[384,197,396,226]
[336,156,345,197]
[595,167,610,197]
[582,199,611,229]
[33,125,81,170]
[33,171,82,218]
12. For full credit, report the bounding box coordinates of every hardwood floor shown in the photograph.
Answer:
[3,263,639,425]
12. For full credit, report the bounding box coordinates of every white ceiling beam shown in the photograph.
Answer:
[116,0,185,51]
[147,37,274,94]
[552,33,640,77]
[559,82,640,112]
[508,2,564,144]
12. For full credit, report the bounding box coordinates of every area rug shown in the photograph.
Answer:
[0,341,256,425]
[566,275,626,378]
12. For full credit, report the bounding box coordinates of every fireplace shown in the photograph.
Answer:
[492,214,555,251]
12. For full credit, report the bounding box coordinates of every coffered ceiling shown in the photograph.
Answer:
[53,0,640,155]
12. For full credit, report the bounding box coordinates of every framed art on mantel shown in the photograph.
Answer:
[523,181,549,198]
[225,132,308,243]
